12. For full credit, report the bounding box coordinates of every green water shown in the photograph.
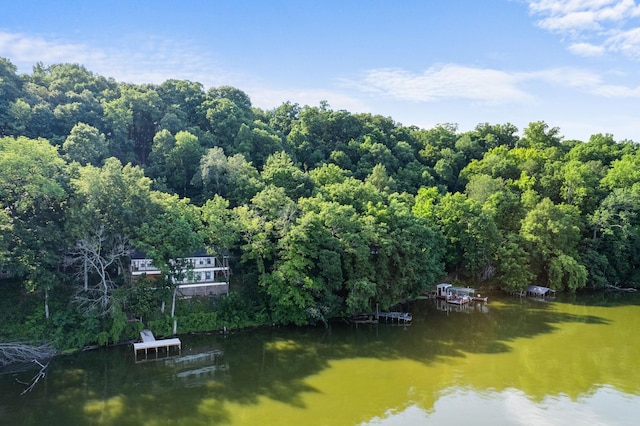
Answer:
[1,293,639,425]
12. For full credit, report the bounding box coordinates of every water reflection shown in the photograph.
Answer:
[1,293,639,425]
[364,386,639,426]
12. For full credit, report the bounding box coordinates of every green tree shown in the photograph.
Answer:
[520,121,562,150]
[157,79,205,128]
[560,159,604,213]
[102,84,162,165]
[494,234,534,292]
[261,151,313,200]
[165,130,204,198]
[147,129,176,184]
[435,192,499,278]
[201,195,238,255]
[520,198,587,290]
[365,163,396,193]
[0,136,67,317]
[67,157,154,243]
[135,192,204,296]
[473,122,519,149]
[136,192,203,266]
[233,123,283,168]
[18,63,113,144]
[267,101,300,137]
[63,122,108,165]
[601,152,640,190]
[566,133,624,165]
[225,154,264,205]
[0,57,23,136]
[65,158,155,326]
[589,188,640,285]
[309,163,350,187]
[366,194,445,307]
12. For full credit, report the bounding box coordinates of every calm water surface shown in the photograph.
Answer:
[1,292,639,425]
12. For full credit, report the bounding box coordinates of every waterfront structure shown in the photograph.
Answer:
[130,249,230,297]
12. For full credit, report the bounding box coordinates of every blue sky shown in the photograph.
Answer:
[1,0,640,141]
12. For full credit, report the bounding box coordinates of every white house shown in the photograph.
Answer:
[130,249,230,297]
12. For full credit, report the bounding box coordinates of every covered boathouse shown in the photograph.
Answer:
[526,285,556,298]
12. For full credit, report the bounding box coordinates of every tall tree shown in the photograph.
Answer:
[431,192,499,279]
[165,130,204,197]
[102,84,162,165]
[0,57,23,136]
[0,136,67,317]
[520,198,587,290]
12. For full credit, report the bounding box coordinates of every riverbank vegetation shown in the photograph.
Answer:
[1,58,639,352]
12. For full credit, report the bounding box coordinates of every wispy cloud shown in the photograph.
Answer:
[0,29,368,112]
[353,65,533,104]
[0,30,105,66]
[568,42,607,56]
[0,30,233,86]
[527,0,640,59]
[349,64,634,104]
[529,0,640,31]
[590,82,640,96]
[521,67,603,87]
[607,26,640,56]
[248,86,371,112]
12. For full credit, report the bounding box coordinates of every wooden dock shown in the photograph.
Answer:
[348,305,413,326]
[133,329,181,360]
[375,311,412,323]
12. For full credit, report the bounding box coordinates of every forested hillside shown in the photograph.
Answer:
[1,58,639,348]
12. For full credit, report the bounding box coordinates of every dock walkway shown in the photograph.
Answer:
[133,329,181,360]
[376,311,412,323]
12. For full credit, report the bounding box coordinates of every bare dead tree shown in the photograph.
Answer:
[64,225,130,316]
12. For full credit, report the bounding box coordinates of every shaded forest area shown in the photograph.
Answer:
[1,58,639,351]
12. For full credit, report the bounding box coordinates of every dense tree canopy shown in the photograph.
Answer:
[1,57,640,342]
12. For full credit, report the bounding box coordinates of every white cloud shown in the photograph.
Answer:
[0,30,104,67]
[606,26,640,57]
[590,82,640,96]
[568,42,607,55]
[527,0,640,59]
[354,64,533,104]
[0,29,375,113]
[522,67,603,87]
[529,0,640,32]
[0,30,234,86]
[248,86,371,112]
[350,64,623,104]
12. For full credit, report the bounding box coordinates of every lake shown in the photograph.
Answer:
[1,292,639,425]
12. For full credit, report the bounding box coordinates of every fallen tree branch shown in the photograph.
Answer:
[17,359,49,395]
[0,342,56,368]
[606,284,638,292]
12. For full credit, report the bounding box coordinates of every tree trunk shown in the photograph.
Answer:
[84,257,88,291]
[171,287,177,318]
[44,289,49,319]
